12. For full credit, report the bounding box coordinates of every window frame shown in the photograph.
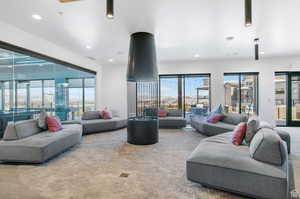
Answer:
[159,73,211,118]
[224,72,259,115]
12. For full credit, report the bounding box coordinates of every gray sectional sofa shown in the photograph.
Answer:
[159,109,186,128]
[81,111,127,135]
[191,113,248,136]
[0,119,82,163]
[186,129,295,199]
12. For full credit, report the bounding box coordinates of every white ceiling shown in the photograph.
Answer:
[0,0,299,65]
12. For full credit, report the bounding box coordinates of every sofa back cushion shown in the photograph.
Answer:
[250,128,287,166]
[15,119,41,139]
[232,122,247,145]
[81,111,102,120]
[167,109,182,117]
[221,113,248,125]
[2,122,18,141]
[245,116,260,144]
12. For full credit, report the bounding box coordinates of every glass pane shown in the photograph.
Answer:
[240,75,258,115]
[84,78,96,111]
[275,74,287,125]
[44,80,55,108]
[68,79,83,119]
[16,81,28,109]
[160,76,182,112]
[291,76,300,121]
[184,75,210,119]
[29,80,42,108]
[224,75,240,113]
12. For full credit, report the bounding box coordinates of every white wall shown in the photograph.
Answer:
[0,20,103,108]
[101,56,300,125]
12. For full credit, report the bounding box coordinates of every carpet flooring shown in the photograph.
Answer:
[0,127,299,199]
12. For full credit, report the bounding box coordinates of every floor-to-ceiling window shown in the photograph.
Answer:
[0,42,96,137]
[159,74,211,119]
[224,73,258,115]
[275,72,300,126]
[275,73,287,126]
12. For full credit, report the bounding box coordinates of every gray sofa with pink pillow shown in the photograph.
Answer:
[81,111,127,135]
[0,119,82,163]
[159,109,186,128]
[187,128,296,199]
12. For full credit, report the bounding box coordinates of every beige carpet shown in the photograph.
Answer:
[0,128,299,199]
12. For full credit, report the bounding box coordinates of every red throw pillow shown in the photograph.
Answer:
[159,110,168,117]
[232,122,247,145]
[207,114,223,123]
[102,110,112,120]
[46,116,63,132]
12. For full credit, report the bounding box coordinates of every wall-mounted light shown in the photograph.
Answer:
[245,0,252,27]
[254,38,259,60]
[107,0,114,19]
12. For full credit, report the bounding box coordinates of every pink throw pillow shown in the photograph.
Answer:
[159,110,168,117]
[232,122,247,145]
[46,117,63,132]
[207,114,223,123]
[102,110,112,120]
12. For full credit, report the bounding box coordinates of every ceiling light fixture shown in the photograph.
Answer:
[107,0,114,19]
[108,58,114,62]
[245,0,252,27]
[86,45,92,49]
[32,14,42,20]
[194,54,200,58]
[254,38,259,60]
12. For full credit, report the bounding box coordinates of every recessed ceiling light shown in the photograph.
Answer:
[86,45,92,49]
[194,54,200,58]
[32,14,42,20]
[260,51,265,55]
[108,58,114,62]
[226,36,235,41]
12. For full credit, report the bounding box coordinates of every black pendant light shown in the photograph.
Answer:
[106,0,114,19]
[245,0,252,27]
[127,32,158,82]
[254,38,259,60]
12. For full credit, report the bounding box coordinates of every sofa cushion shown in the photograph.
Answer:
[158,109,168,117]
[46,117,63,132]
[250,128,287,166]
[232,122,247,145]
[38,110,48,130]
[221,113,248,125]
[15,120,41,139]
[81,118,127,134]
[207,114,223,123]
[207,104,223,118]
[245,116,260,144]
[81,111,102,120]
[2,122,18,141]
[259,121,274,130]
[167,109,182,117]
[159,117,186,128]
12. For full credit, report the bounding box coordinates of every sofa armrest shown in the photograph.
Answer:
[275,129,291,154]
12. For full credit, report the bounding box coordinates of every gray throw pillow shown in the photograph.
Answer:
[2,122,18,141]
[250,128,287,166]
[38,110,48,130]
[244,116,260,144]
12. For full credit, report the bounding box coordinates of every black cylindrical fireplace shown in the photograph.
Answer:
[126,32,159,145]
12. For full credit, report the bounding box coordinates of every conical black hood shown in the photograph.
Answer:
[127,32,158,82]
